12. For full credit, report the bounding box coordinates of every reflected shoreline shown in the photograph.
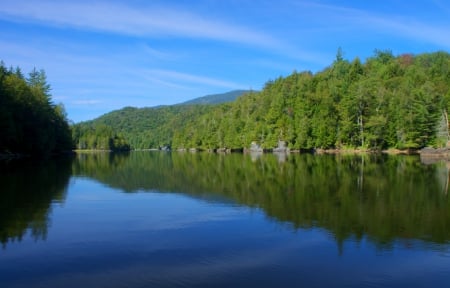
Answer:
[73,151,450,247]
[0,156,73,248]
[1,152,450,248]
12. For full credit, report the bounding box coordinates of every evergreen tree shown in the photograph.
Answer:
[0,62,73,156]
[71,51,450,152]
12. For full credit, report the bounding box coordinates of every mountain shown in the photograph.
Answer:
[71,90,252,150]
[177,90,252,105]
[72,51,450,151]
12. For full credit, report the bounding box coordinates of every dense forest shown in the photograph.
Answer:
[73,50,450,151]
[0,62,73,156]
[71,123,130,151]
[72,105,212,150]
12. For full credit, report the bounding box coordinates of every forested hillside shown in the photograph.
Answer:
[73,50,450,151]
[70,123,130,151]
[0,62,73,156]
[72,105,213,149]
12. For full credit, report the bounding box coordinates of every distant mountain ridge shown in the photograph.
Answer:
[177,90,252,105]
[72,89,254,149]
[79,89,252,123]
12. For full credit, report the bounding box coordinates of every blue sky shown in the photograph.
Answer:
[1,0,450,123]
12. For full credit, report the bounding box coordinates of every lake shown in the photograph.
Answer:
[1,152,450,287]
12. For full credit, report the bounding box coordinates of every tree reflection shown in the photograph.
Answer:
[0,156,73,248]
[74,152,450,247]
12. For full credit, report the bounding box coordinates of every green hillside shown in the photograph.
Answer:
[72,105,213,149]
[72,90,253,149]
[72,50,450,151]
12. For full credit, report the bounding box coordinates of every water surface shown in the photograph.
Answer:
[1,152,449,287]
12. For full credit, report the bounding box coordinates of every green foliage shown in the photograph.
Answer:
[74,51,450,151]
[72,105,211,150]
[0,62,73,156]
[71,123,130,151]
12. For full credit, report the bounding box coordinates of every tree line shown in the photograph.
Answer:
[73,50,450,151]
[0,62,73,156]
[71,123,130,151]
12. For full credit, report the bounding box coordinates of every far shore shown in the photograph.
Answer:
[170,147,424,156]
[4,146,448,160]
[71,147,430,155]
[0,150,75,160]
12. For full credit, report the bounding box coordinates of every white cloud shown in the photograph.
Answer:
[0,0,277,48]
[0,1,339,65]
[364,17,450,48]
[140,44,174,60]
[72,99,102,105]
[142,69,246,90]
[140,75,191,90]
[295,1,450,49]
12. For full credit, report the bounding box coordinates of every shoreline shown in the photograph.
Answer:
[4,147,444,160]
[175,147,422,155]
[0,150,76,161]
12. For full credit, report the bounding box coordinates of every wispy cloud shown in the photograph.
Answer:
[364,16,450,48]
[140,44,174,61]
[142,69,246,90]
[0,0,277,48]
[71,99,102,105]
[296,1,450,49]
[0,1,337,64]
[432,0,450,15]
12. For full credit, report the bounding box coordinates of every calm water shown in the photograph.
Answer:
[1,152,450,287]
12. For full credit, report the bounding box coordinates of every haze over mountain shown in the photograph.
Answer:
[71,89,255,150]
[177,90,252,106]
[85,89,252,120]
